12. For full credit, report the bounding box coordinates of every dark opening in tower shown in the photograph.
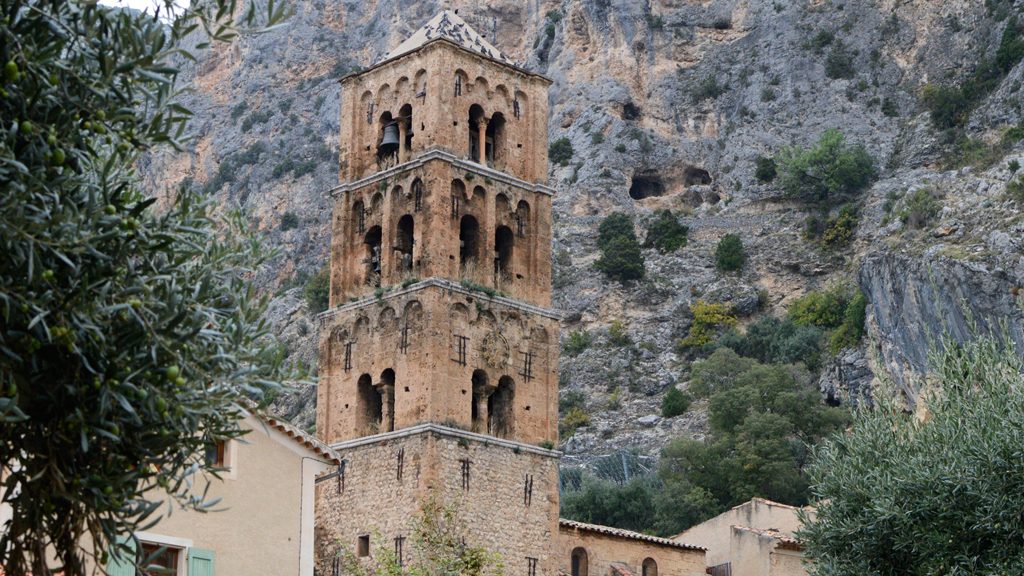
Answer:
[471,369,489,433]
[395,215,414,272]
[398,104,413,155]
[459,215,480,273]
[469,104,485,162]
[364,226,382,287]
[494,226,514,281]
[356,374,382,434]
[379,368,396,433]
[488,376,514,438]
[486,112,506,166]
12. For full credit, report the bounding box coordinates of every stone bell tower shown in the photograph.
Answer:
[315,10,561,575]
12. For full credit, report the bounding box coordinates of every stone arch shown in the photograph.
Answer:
[454,69,468,97]
[375,83,391,102]
[377,306,397,332]
[495,193,512,223]
[515,200,530,237]
[352,199,366,234]
[402,300,424,330]
[354,315,371,339]
[412,177,425,212]
[450,302,470,332]
[488,376,514,438]
[531,326,549,344]
[642,558,658,576]
[513,90,528,119]
[377,111,397,164]
[370,192,384,214]
[356,374,382,435]
[468,104,486,162]
[398,103,413,155]
[570,548,588,576]
[473,76,489,95]
[473,308,497,328]
[451,179,466,220]
[471,185,486,208]
[494,84,510,106]
[414,69,427,95]
[394,76,410,95]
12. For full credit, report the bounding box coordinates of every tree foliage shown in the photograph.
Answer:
[801,336,1024,575]
[714,234,745,272]
[643,210,688,253]
[679,301,736,349]
[548,137,573,166]
[0,1,290,573]
[594,213,645,282]
[778,129,877,203]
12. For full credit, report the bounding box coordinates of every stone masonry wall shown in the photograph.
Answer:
[558,525,707,576]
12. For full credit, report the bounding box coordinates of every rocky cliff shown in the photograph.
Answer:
[151,0,1024,458]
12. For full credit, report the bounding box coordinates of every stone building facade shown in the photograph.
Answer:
[314,11,707,576]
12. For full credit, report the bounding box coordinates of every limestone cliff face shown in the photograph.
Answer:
[151,0,1024,457]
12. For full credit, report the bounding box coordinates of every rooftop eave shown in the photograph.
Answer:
[340,37,553,86]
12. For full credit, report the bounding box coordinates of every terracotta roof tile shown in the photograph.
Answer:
[559,519,705,551]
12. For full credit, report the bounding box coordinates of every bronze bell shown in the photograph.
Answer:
[379,122,400,154]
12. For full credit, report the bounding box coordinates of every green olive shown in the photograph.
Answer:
[3,61,19,83]
[165,365,180,380]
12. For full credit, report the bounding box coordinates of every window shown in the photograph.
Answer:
[642,558,658,576]
[204,441,226,468]
[570,547,588,576]
[357,535,370,557]
[138,542,180,576]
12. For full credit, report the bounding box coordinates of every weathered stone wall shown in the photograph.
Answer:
[339,41,551,184]
[557,523,707,576]
[328,157,554,306]
[315,425,560,575]
[674,498,806,567]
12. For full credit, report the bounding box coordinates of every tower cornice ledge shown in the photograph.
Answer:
[315,278,563,323]
[328,148,556,198]
[328,422,563,458]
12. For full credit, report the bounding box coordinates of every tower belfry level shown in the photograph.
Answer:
[314,10,562,575]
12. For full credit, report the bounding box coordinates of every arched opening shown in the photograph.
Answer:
[451,179,465,220]
[379,369,396,433]
[684,166,713,186]
[377,111,398,167]
[570,548,589,576]
[352,200,365,234]
[364,226,382,287]
[460,215,480,272]
[630,170,666,200]
[486,112,506,166]
[471,369,489,433]
[398,103,413,159]
[469,104,486,162]
[516,200,530,238]
[488,376,514,438]
[356,374,382,434]
[412,178,424,212]
[395,215,414,272]
[494,226,514,281]
[642,558,658,576]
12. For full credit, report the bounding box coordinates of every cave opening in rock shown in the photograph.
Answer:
[629,171,666,200]
[684,166,713,186]
[622,101,642,121]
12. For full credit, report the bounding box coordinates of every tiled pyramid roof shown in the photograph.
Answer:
[382,10,510,64]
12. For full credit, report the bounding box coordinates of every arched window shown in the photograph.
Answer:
[353,200,365,234]
[570,548,588,576]
[412,178,424,212]
[459,215,480,272]
[469,104,486,162]
[488,376,514,438]
[494,226,514,280]
[396,215,414,272]
[516,200,530,238]
[379,369,396,433]
[642,558,658,576]
[377,111,397,165]
[398,103,413,158]
[356,374,381,435]
[471,369,489,433]
[486,112,506,166]
[364,226,382,287]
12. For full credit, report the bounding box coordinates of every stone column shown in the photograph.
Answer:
[476,117,488,165]
[473,388,493,434]
[379,384,395,432]
[398,119,408,164]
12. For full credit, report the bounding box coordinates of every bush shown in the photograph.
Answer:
[788,285,851,329]
[691,75,729,103]
[644,210,689,253]
[1008,176,1024,202]
[829,290,867,352]
[778,129,877,203]
[564,330,593,356]
[821,204,859,248]
[680,301,737,349]
[714,234,745,272]
[280,211,300,231]
[559,389,586,414]
[715,317,826,372]
[824,42,856,79]
[607,320,632,347]
[591,132,604,145]
[595,213,645,282]
[922,84,970,130]
[899,187,942,229]
[662,387,692,418]
[304,266,331,313]
[549,137,574,166]
[755,156,777,182]
[807,30,834,52]
[560,407,591,437]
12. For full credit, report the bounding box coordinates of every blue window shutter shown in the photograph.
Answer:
[106,536,136,576]
[188,548,216,576]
